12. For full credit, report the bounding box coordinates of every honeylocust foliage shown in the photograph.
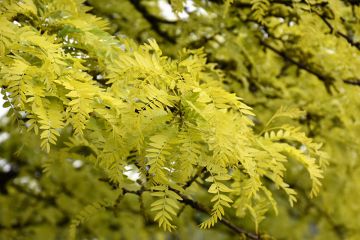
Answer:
[0,0,358,239]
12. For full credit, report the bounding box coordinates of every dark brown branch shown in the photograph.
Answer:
[129,0,177,43]
[261,39,360,88]
[183,167,206,189]
[122,186,145,196]
[119,183,259,239]
[177,192,260,240]
[343,78,360,86]
[316,12,360,51]
[260,39,337,92]
[336,31,360,50]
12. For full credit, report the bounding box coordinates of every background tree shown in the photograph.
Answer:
[0,0,359,239]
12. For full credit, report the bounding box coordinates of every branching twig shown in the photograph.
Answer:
[316,12,360,51]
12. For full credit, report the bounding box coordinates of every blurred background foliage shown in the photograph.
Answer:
[0,0,360,239]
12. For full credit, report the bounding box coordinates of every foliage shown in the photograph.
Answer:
[0,0,359,239]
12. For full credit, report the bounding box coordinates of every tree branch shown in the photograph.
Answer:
[316,12,360,51]
[129,0,177,43]
[176,191,260,239]
[261,39,360,88]
[336,30,360,50]
[117,182,259,239]
[183,167,206,189]
[343,78,360,86]
[260,39,337,92]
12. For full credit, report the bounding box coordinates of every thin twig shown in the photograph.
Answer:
[316,12,360,51]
